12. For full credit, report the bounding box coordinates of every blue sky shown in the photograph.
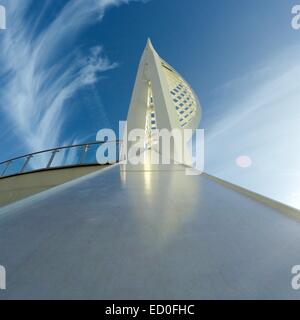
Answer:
[0,0,300,208]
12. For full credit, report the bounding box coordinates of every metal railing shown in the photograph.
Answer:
[0,141,122,178]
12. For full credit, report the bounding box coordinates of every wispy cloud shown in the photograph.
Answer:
[0,0,137,157]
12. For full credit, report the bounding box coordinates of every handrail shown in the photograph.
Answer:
[0,140,122,165]
[0,140,122,178]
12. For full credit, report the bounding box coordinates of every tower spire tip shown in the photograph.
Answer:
[146,38,153,49]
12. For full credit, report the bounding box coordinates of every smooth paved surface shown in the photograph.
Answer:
[0,163,300,299]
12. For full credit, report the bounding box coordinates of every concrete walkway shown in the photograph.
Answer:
[0,163,300,299]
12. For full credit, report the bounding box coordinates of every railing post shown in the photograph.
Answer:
[20,155,33,173]
[1,161,11,177]
[47,150,59,169]
[79,144,89,164]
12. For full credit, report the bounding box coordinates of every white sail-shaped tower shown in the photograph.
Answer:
[124,39,201,165]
